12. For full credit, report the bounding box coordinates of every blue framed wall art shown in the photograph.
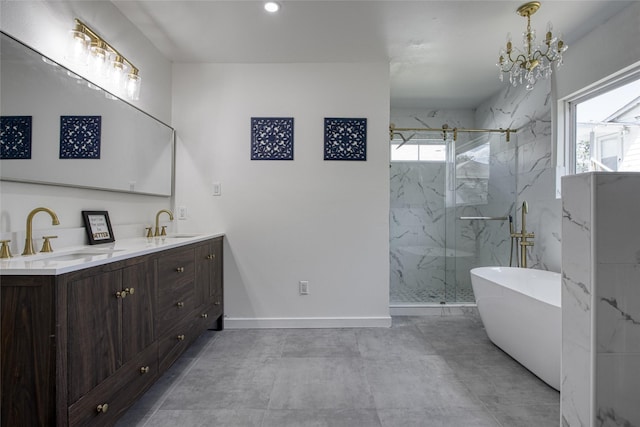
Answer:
[251,117,294,160]
[324,117,367,161]
[0,116,32,159]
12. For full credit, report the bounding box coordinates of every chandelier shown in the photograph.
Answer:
[497,1,567,90]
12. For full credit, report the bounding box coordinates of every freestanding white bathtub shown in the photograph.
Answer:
[470,267,561,390]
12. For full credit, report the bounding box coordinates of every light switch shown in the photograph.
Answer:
[213,182,221,196]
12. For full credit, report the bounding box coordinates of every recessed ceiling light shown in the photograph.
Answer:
[264,2,280,13]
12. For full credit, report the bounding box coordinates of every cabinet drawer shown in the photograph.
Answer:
[68,344,158,427]
[158,319,195,372]
[156,248,195,288]
[157,288,194,336]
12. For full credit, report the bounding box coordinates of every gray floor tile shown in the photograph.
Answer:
[364,358,482,410]
[205,329,287,359]
[356,326,437,360]
[120,314,560,427]
[141,409,265,427]
[161,357,279,410]
[262,409,382,427]
[268,357,376,410]
[282,329,360,358]
[487,403,560,427]
[378,408,502,427]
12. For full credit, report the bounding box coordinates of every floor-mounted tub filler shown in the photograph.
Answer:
[470,266,561,390]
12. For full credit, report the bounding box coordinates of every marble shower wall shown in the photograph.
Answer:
[474,79,562,273]
[389,109,474,302]
[561,172,640,427]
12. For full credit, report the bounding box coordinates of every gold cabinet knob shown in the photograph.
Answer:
[177,334,185,341]
[125,287,135,295]
[96,403,109,413]
[176,267,185,273]
[206,254,215,260]
[201,313,208,319]
[214,301,221,306]
[140,366,150,374]
[176,301,184,308]
[115,290,126,299]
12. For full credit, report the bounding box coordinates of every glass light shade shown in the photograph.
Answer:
[67,29,90,67]
[126,71,141,101]
[110,56,129,94]
[89,42,110,80]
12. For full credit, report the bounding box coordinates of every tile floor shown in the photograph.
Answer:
[117,312,560,427]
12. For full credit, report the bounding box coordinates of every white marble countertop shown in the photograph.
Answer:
[0,232,224,276]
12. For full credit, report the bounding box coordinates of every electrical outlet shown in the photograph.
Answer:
[177,206,188,220]
[299,281,309,295]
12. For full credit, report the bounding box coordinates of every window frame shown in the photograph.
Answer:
[558,65,640,193]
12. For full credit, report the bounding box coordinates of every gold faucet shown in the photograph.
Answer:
[518,201,535,268]
[22,207,60,256]
[154,209,174,237]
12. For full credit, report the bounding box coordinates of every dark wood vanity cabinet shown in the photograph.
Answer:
[0,236,224,426]
[65,257,156,426]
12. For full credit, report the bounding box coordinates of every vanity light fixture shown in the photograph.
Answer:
[264,2,280,13]
[497,1,567,90]
[67,18,142,100]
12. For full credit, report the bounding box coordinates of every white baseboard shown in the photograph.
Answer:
[389,304,476,316]
[224,316,392,329]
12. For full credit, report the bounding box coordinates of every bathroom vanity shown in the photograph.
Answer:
[0,234,223,426]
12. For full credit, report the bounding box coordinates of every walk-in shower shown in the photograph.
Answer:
[389,122,517,306]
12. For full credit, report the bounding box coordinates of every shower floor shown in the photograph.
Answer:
[390,283,475,304]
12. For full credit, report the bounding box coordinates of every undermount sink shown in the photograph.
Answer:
[165,233,202,238]
[32,248,124,262]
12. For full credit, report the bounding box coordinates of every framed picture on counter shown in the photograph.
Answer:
[82,210,115,244]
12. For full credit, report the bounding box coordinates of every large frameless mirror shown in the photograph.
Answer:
[0,31,174,196]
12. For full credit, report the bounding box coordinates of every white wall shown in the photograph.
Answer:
[0,1,173,246]
[172,63,391,327]
[556,1,640,100]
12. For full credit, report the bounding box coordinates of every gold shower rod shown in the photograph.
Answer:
[389,123,517,144]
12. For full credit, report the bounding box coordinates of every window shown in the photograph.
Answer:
[390,138,446,162]
[568,73,640,175]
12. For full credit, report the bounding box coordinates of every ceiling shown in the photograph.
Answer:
[113,0,633,109]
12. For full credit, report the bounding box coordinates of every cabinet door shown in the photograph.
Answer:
[195,238,223,306]
[211,237,223,307]
[1,276,57,427]
[121,260,155,363]
[67,270,122,403]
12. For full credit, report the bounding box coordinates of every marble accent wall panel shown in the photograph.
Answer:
[390,162,446,301]
[561,172,640,427]
[561,172,593,427]
[475,79,561,273]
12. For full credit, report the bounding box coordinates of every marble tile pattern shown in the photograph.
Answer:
[117,312,560,427]
[0,115,32,159]
[389,110,477,303]
[474,79,561,273]
[59,115,102,159]
[561,172,640,427]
